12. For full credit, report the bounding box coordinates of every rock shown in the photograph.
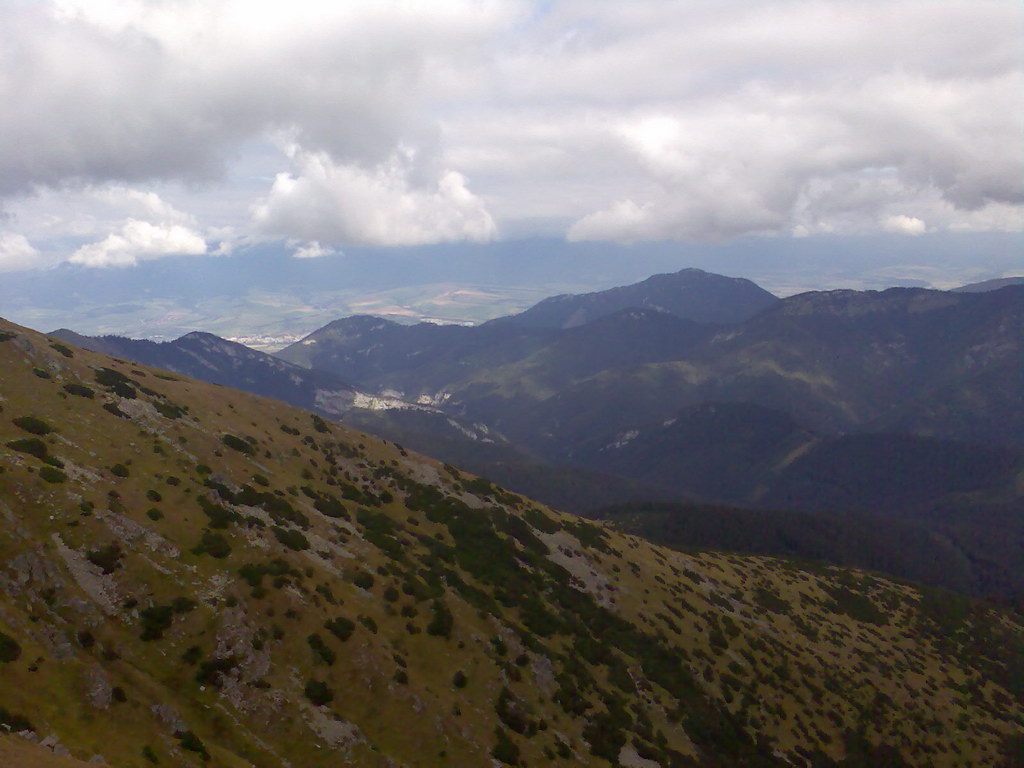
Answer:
[85,665,113,710]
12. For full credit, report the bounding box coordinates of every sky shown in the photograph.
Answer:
[0,0,1021,283]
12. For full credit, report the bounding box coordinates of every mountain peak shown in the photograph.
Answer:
[507,267,778,328]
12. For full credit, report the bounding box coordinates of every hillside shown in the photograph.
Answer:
[572,402,1023,515]
[49,326,673,515]
[2,319,1023,766]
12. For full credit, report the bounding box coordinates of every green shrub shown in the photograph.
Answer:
[352,571,375,590]
[754,587,791,614]
[491,728,520,765]
[102,402,128,419]
[427,600,454,639]
[0,631,22,663]
[304,679,334,706]
[453,670,468,689]
[826,586,887,626]
[110,463,130,478]
[272,526,309,551]
[154,402,185,419]
[194,655,238,688]
[63,383,94,398]
[0,332,15,342]
[12,416,52,435]
[146,508,164,521]
[32,368,51,380]
[324,617,356,642]
[139,605,175,641]
[175,730,208,760]
[6,438,48,459]
[221,434,254,454]
[194,531,232,559]
[307,633,336,665]
[313,495,349,520]
[86,543,124,574]
[39,466,66,483]
[172,596,197,614]
[146,489,162,503]
[95,368,137,399]
[0,706,32,732]
[49,342,74,358]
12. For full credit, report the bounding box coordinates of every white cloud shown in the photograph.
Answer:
[0,0,1020,256]
[69,220,207,267]
[0,0,515,195]
[290,241,334,259]
[0,233,44,272]
[882,215,927,236]
[253,149,496,246]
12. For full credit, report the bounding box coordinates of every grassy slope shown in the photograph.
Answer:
[0,319,1022,768]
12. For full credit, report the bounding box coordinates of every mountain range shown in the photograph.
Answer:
[52,268,1024,601]
[2,317,1022,767]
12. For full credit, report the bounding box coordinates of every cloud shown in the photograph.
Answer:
[0,233,44,272]
[253,148,496,246]
[882,215,927,236]
[0,0,514,195]
[0,0,1020,255]
[69,220,207,267]
[290,241,334,259]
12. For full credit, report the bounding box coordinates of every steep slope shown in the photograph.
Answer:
[1,320,1022,767]
[573,402,1023,514]
[50,326,678,515]
[504,268,778,328]
[953,276,1024,293]
[49,329,370,419]
[597,500,1024,601]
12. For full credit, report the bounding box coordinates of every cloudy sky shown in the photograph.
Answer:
[0,0,1021,274]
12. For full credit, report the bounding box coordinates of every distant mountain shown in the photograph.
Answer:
[276,315,560,394]
[499,285,1024,454]
[51,329,371,419]
[502,267,779,328]
[272,277,1023,529]
[953,275,1024,293]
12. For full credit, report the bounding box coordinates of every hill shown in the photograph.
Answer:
[953,276,1024,293]
[1,319,1022,766]
[596,500,1024,601]
[501,267,779,328]
[572,402,1023,515]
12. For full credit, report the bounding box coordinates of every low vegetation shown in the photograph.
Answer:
[0,317,1019,768]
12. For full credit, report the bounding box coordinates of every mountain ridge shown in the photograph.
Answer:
[497,267,779,329]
